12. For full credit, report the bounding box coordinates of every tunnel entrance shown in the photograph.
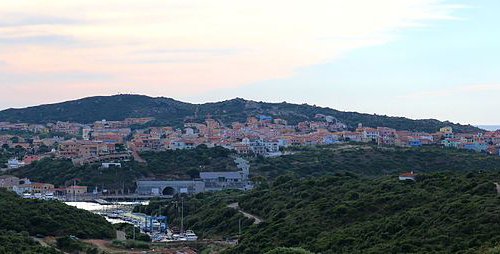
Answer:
[162,187,176,195]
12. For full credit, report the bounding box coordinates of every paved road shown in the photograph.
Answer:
[228,202,264,224]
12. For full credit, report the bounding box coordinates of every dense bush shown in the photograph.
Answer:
[265,247,315,254]
[141,145,236,179]
[252,144,500,178]
[225,172,500,253]
[0,230,61,254]
[0,189,115,239]
[10,158,145,191]
[145,172,500,253]
[10,145,235,191]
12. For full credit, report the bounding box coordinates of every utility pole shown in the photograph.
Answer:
[133,225,136,240]
[73,179,76,202]
[181,197,184,234]
[239,218,242,237]
[158,206,161,233]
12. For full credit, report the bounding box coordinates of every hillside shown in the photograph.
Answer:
[232,172,500,253]
[9,145,237,191]
[252,144,500,179]
[0,231,61,254]
[137,172,500,253]
[0,94,481,132]
[0,189,115,239]
[10,144,500,191]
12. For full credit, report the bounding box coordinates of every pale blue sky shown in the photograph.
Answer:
[0,0,498,125]
[184,0,500,125]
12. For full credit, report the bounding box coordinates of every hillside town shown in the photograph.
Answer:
[1,115,500,173]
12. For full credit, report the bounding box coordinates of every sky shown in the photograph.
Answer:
[0,0,498,124]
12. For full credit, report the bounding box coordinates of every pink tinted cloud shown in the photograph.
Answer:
[0,0,460,107]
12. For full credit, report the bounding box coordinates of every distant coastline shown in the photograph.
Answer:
[476,125,500,131]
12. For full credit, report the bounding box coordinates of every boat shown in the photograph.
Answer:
[185,230,198,241]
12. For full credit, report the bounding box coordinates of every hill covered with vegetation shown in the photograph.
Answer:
[0,94,481,132]
[8,145,235,191]
[8,144,500,192]
[137,171,500,253]
[0,189,115,239]
[253,144,500,179]
[0,230,61,254]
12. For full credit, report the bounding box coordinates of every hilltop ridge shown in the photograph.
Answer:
[0,94,481,133]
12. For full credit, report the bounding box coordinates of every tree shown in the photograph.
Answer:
[10,136,19,144]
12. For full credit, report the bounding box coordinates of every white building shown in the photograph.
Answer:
[7,158,25,169]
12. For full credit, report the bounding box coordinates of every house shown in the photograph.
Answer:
[440,126,453,134]
[66,186,88,195]
[409,139,422,147]
[169,141,195,150]
[356,126,378,139]
[6,158,25,169]
[441,138,462,148]
[399,171,417,181]
[440,126,454,138]
[233,143,251,155]
[0,175,20,190]
[323,135,340,145]
[463,142,488,152]
[101,162,122,168]
[31,183,55,194]
[22,155,43,165]
[200,171,248,191]
[342,132,363,142]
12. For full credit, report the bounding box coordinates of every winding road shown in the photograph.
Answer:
[228,202,264,224]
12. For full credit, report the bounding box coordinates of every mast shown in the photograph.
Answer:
[181,197,184,234]
[239,218,242,237]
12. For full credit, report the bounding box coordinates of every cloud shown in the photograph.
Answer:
[0,71,113,84]
[0,14,81,27]
[399,84,500,99]
[135,48,244,56]
[0,35,79,46]
[0,0,463,107]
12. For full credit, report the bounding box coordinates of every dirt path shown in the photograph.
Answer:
[116,230,127,241]
[228,202,264,224]
[33,237,49,247]
[84,239,146,254]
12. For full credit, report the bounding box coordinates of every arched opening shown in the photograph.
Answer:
[162,187,176,196]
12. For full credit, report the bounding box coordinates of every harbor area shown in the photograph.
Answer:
[66,201,198,243]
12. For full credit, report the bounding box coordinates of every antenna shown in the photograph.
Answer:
[239,218,242,237]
